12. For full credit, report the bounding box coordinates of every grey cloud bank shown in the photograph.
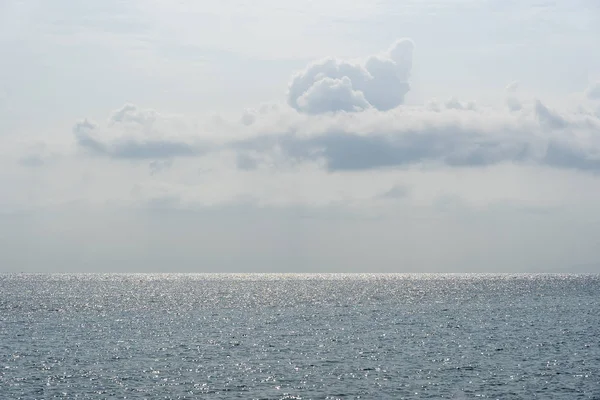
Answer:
[73,105,208,159]
[74,100,600,174]
[233,109,600,173]
[74,122,202,159]
[70,39,600,174]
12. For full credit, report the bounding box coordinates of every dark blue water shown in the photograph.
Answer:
[1,274,599,399]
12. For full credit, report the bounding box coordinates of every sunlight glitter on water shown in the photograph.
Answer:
[1,274,599,399]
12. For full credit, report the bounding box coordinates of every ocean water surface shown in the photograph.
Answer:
[1,273,599,399]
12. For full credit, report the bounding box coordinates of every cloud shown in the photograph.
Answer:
[534,100,568,130]
[19,155,46,167]
[72,97,600,176]
[236,153,260,170]
[586,81,600,100]
[543,141,600,172]
[240,104,281,126]
[231,101,600,173]
[287,39,414,114]
[73,108,207,159]
[68,39,600,176]
[506,81,519,93]
[296,76,371,114]
[505,82,522,112]
[109,103,158,126]
[506,97,522,112]
[18,143,58,167]
[109,140,199,159]
[233,121,532,172]
[73,119,105,154]
[381,184,411,199]
[240,109,257,126]
[445,97,476,111]
[75,130,200,159]
[149,159,173,175]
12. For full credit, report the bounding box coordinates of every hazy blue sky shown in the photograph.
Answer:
[2,0,600,272]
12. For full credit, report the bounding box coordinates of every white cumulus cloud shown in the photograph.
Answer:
[287,39,414,114]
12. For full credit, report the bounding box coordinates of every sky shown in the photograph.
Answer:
[2,0,600,273]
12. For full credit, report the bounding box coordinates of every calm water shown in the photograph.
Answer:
[1,274,599,399]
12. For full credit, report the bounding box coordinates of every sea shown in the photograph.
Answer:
[1,273,599,399]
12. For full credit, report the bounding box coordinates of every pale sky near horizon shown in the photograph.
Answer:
[2,0,600,272]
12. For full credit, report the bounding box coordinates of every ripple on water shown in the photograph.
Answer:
[0,273,599,399]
